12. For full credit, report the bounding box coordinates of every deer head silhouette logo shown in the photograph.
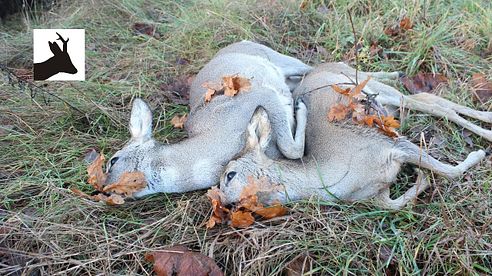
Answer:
[33,32,78,80]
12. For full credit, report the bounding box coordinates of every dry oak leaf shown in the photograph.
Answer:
[202,82,222,102]
[222,75,251,97]
[374,116,400,138]
[331,84,351,96]
[70,188,125,206]
[87,153,107,191]
[327,103,351,122]
[350,77,371,99]
[205,187,230,229]
[170,114,188,129]
[103,171,147,197]
[400,72,448,94]
[470,73,492,104]
[253,204,288,219]
[230,210,255,228]
[145,246,223,276]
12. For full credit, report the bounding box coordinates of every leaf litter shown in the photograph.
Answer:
[71,152,147,205]
[206,177,288,229]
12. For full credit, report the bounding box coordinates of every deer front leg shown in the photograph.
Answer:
[264,99,307,159]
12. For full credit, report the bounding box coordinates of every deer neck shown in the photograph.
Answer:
[33,57,59,80]
[153,131,243,192]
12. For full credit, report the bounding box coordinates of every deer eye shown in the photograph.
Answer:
[109,157,119,167]
[226,171,237,182]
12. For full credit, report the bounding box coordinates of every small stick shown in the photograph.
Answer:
[347,9,359,85]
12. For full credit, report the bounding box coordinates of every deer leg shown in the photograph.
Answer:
[396,140,486,179]
[373,84,492,141]
[408,93,492,123]
[400,95,492,141]
[374,170,431,210]
[369,71,401,81]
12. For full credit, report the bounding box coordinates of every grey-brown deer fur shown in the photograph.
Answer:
[219,63,487,209]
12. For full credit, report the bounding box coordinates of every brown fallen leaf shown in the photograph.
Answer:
[350,76,371,99]
[70,188,125,206]
[103,171,147,197]
[374,116,400,138]
[202,82,222,102]
[170,114,188,129]
[470,73,492,104]
[206,187,230,229]
[284,252,314,276]
[145,246,224,276]
[331,84,351,96]
[222,75,251,97]
[327,103,351,122]
[156,74,194,105]
[400,72,448,94]
[205,177,288,229]
[230,210,255,228]
[87,153,107,191]
[399,16,413,30]
[132,22,157,37]
[253,204,288,219]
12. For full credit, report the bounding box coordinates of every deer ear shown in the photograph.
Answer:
[129,98,153,143]
[245,107,271,153]
[48,41,62,55]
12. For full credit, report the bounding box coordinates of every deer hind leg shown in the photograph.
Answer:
[372,83,492,141]
[396,140,486,179]
[407,93,492,123]
[374,169,431,210]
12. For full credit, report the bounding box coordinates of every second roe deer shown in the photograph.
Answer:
[219,63,487,209]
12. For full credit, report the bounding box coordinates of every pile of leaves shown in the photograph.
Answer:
[203,75,251,102]
[206,177,288,228]
[71,151,147,205]
[327,77,401,138]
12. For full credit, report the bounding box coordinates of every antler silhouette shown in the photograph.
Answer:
[56,32,69,52]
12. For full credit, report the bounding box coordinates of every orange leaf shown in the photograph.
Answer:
[87,153,106,191]
[230,210,255,228]
[254,204,288,219]
[381,116,401,128]
[400,16,413,30]
[170,114,188,129]
[206,187,230,229]
[331,84,351,96]
[70,187,92,199]
[361,115,378,127]
[202,82,222,102]
[204,88,216,102]
[350,77,371,99]
[145,246,224,276]
[105,194,125,205]
[103,171,147,197]
[327,103,350,122]
[222,75,251,97]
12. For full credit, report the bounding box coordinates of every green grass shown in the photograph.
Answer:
[1,0,491,275]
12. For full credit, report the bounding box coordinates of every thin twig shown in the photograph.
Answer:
[0,63,86,115]
[347,9,359,85]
